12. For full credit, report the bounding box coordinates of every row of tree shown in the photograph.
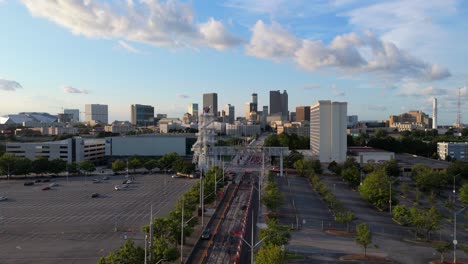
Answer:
[0,153,96,179]
[98,166,224,263]
[111,153,196,175]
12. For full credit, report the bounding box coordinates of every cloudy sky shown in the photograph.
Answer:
[0,0,467,124]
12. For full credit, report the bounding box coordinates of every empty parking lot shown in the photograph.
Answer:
[0,173,195,264]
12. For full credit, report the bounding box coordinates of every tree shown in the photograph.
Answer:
[374,129,388,138]
[392,205,409,225]
[435,241,451,263]
[49,159,66,174]
[255,244,286,264]
[144,159,159,174]
[408,206,441,240]
[67,162,79,175]
[341,167,361,188]
[14,157,31,176]
[382,159,400,177]
[112,159,126,173]
[158,152,179,172]
[98,239,144,264]
[459,183,468,205]
[359,169,395,211]
[293,159,308,176]
[79,160,96,174]
[334,210,356,231]
[258,218,291,246]
[262,183,283,212]
[31,157,50,175]
[0,153,18,179]
[355,223,372,257]
[128,158,142,173]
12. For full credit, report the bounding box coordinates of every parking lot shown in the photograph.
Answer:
[0,173,196,264]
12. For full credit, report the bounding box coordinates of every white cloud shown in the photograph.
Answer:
[199,18,243,50]
[118,40,140,53]
[63,86,88,94]
[397,85,446,97]
[20,0,241,51]
[246,20,450,81]
[246,20,299,60]
[0,78,22,91]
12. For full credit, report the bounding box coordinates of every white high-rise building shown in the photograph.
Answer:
[310,100,347,163]
[85,104,108,124]
[432,97,437,129]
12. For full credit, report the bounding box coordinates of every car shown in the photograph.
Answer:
[34,179,42,183]
[24,182,34,186]
[0,196,7,201]
[42,186,51,191]
[126,179,133,184]
[92,179,101,184]
[114,185,121,190]
[201,228,211,240]
[49,183,58,187]
[102,176,109,180]
[91,193,99,198]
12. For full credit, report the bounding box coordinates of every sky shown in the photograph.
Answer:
[0,0,467,125]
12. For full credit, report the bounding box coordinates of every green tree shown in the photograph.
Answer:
[79,160,96,174]
[262,183,283,212]
[435,241,451,263]
[98,239,144,264]
[459,183,468,205]
[49,159,67,174]
[112,159,126,173]
[67,162,79,175]
[158,152,179,172]
[31,157,50,175]
[392,205,409,225]
[258,218,291,246]
[341,167,361,188]
[255,244,286,264]
[334,210,356,231]
[0,153,18,179]
[144,159,159,174]
[359,169,395,211]
[408,206,441,240]
[293,159,308,176]
[310,159,323,174]
[14,157,31,176]
[400,182,410,197]
[355,223,372,257]
[128,158,142,173]
[382,159,400,177]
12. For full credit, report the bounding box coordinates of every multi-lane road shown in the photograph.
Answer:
[0,173,195,264]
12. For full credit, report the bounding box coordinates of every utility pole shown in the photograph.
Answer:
[149,205,153,262]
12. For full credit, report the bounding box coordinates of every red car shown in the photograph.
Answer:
[42,186,51,191]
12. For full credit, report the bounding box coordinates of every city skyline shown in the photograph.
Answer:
[0,0,467,124]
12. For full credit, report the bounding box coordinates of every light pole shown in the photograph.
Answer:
[453,207,466,264]
[144,234,148,264]
[180,198,196,264]
[236,212,268,264]
[452,173,460,203]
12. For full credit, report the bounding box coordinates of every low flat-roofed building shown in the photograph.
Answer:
[277,121,310,137]
[438,142,468,161]
[6,137,106,164]
[395,153,450,177]
[348,147,395,164]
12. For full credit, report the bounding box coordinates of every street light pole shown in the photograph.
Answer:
[389,182,392,213]
[181,198,184,264]
[144,234,148,264]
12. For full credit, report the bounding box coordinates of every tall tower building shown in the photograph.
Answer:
[296,106,310,121]
[432,98,437,129]
[269,90,288,119]
[188,103,199,122]
[131,104,154,126]
[64,109,80,122]
[203,93,218,117]
[85,104,108,124]
[251,93,258,113]
[225,104,235,124]
[310,100,347,163]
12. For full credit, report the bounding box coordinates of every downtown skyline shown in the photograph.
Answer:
[0,0,467,124]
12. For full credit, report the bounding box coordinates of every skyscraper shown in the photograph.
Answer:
[432,98,437,129]
[226,104,235,124]
[296,106,310,121]
[310,100,347,163]
[203,93,218,116]
[85,104,108,124]
[64,109,80,122]
[188,103,199,122]
[269,90,288,119]
[131,104,154,126]
[251,93,258,113]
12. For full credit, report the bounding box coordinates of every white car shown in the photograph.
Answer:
[114,185,121,190]
[0,196,7,201]
[49,183,58,187]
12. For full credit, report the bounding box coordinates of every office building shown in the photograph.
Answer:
[251,93,258,113]
[85,104,108,124]
[347,115,358,128]
[64,109,80,122]
[225,104,235,124]
[437,142,468,161]
[203,93,218,116]
[269,90,288,119]
[188,103,199,122]
[389,110,432,129]
[296,106,310,121]
[131,104,154,126]
[310,100,347,163]
[433,98,437,129]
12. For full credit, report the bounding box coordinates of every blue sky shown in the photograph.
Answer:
[0,0,467,125]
